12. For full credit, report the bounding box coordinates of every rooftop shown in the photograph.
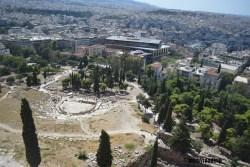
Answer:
[234,76,249,84]
[221,64,239,71]
[150,62,162,69]
[0,42,5,50]
[106,36,162,45]
[206,68,219,76]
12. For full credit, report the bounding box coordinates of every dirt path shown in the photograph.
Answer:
[0,86,14,102]
[0,154,23,167]
[0,122,155,142]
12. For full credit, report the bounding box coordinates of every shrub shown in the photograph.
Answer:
[124,143,135,151]
[6,76,15,85]
[77,151,88,161]
[191,140,203,153]
[142,115,150,124]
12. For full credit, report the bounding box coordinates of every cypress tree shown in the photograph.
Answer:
[159,78,166,94]
[26,76,32,87]
[198,91,205,112]
[157,100,169,124]
[114,68,119,84]
[83,56,88,67]
[78,59,84,70]
[217,64,221,73]
[150,138,158,167]
[43,71,47,79]
[163,101,174,132]
[20,98,41,167]
[93,66,100,96]
[138,72,141,85]
[96,130,113,167]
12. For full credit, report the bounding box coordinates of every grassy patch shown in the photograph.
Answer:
[144,144,153,152]
[129,102,143,118]
[124,143,136,151]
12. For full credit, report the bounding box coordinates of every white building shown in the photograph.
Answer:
[177,66,221,89]
[76,45,106,57]
[221,64,239,74]
[0,43,10,56]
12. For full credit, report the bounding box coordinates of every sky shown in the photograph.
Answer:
[135,0,250,16]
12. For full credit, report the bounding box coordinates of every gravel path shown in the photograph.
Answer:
[0,155,23,167]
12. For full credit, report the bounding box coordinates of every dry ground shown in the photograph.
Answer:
[0,81,156,166]
[0,128,144,167]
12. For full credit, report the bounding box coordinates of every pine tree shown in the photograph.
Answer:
[150,138,158,167]
[20,98,41,167]
[96,130,113,167]
[169,119,191,154]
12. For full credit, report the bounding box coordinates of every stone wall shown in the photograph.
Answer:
[126,151,151,167]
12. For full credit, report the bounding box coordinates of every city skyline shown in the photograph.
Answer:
[136,0,250,16]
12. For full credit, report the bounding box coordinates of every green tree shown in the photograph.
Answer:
[158,78,167,94]
[81,79,92,90]
[83,56,88,67]
[163,101,174,132]
[142,99,151,113]
[20,98,41,167]
[78,59,84,70]
[217,64,221,73]
[100,83,107,93]
[197,91,205,112]
[173,104,192,122]
[199,122,212,141]
[114,68,119,84]
[6,76,15,86]
[106,68,114,89]
[169,119,191,154]
[93,66,100,96]
[96,130,113,167]
[138,72,141,85]
[43,71,47,79]
[219,73,234,91]
[126,70,136,82]
[157,99,169,124]
[62,78,70,90]
[150,138,158,167]
[26,76,32,87]
[70,73,81,91]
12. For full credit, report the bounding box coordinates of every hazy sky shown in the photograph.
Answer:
[135,0,250,16]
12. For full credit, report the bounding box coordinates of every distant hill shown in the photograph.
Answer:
[65,0,157,10]
[0,0,156,11]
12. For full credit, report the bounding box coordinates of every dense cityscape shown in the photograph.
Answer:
[0,0,250,167]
